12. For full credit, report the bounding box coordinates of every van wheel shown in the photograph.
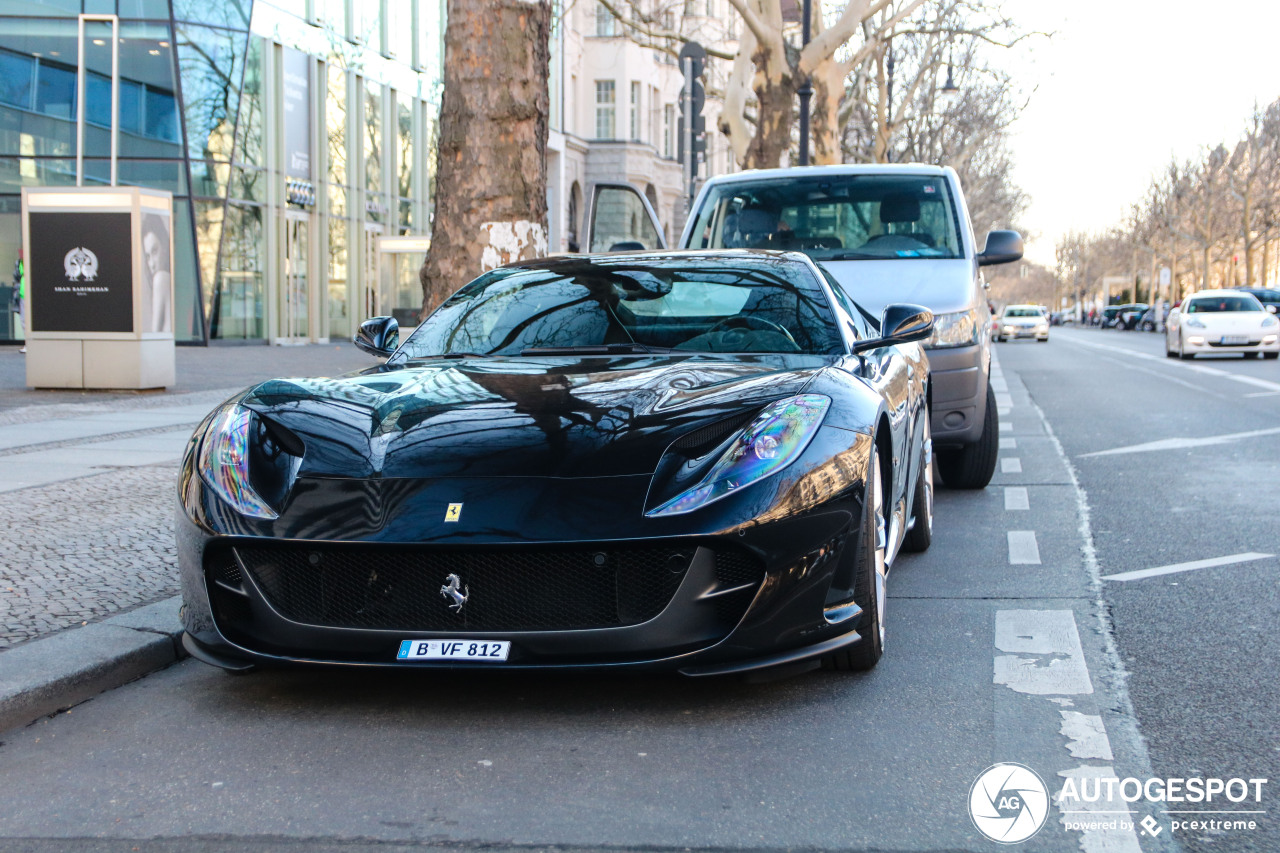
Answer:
[936,384,999,490]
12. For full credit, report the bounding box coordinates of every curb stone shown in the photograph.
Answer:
[0,595,185,733]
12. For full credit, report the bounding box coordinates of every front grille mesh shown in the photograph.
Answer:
[222,543,761,633]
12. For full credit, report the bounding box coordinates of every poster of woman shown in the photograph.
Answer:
[141,213,172,334]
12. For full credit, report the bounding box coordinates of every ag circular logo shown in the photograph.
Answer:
[969,763,1050,844]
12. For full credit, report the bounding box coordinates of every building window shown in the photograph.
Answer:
[629,81,640,141]
[595,80,615,139]
[595,2,616,36]
[663,104,673,158]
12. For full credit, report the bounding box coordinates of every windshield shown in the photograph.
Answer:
[1186,296,1262,313]
[688,173,963,261]
[1003,307,1042,318]
[398,257,844,357]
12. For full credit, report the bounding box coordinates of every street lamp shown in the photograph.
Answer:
[798,0,813,165]
[939,63,959,99]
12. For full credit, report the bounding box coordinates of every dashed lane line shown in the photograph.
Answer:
[1001,457,1022,473]
[1000,437,1018,449]
[1102,551,1274,582]
[1004,486,1029,511]
[1007,531,1041,565]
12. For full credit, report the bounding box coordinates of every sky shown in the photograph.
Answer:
[996,0,1280,266]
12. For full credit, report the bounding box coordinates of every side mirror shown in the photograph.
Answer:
[1268,305,1278,315]
[354,316,400,357]
[977,230,1024,267]
[852,303,934,353]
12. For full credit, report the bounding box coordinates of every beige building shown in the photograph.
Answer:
[545,1,739,252]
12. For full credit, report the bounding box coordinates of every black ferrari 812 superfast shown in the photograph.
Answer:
[178,251,934,676]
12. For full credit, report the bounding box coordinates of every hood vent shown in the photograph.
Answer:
[671,410,758,458]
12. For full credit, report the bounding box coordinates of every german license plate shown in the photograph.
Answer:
[396,639,510,662]
[1221,335,1248,345]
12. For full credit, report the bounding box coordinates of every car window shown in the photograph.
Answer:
[1185,296,1262,313]
[400,257,844,357]
[689,174,962,261]
[1002,307,1040,318]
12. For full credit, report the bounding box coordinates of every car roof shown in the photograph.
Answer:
[701,163,948,188]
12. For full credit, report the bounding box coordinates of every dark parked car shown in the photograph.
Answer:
[1099,306,1123,328]
[1233,287,1280,313]
[178,251,935,677]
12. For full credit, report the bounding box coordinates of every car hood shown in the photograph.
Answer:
[817,258,976,318]
[240,354,828,479]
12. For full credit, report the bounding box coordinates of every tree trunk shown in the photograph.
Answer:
[420,0,552,315]
[810,58,844,165]
[743,38,794,170]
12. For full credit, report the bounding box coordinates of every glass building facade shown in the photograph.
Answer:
[0,0,443,344]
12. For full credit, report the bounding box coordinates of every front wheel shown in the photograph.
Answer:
[823,450,886,671]
[936,383,999,489]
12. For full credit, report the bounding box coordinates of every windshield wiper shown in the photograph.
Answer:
[519,343,684,356]
[823,251,883,261]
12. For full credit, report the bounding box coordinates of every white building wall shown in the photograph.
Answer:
[548,1,739,252]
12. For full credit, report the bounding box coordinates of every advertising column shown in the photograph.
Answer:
[21,187,176,389]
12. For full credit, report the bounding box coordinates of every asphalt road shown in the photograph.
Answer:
[0,326,1274,852]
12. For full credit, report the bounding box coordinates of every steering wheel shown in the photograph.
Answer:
[706,315,798,347]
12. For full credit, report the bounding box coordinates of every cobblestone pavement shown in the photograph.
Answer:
[0,343,374,651]
[0,465,177,649]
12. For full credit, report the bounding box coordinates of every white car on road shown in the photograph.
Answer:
[1165,290,1280,359]
[996,304,1049,342]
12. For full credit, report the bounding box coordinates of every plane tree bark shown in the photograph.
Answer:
[419,0,552,314]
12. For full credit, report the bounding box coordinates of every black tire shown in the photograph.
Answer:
[901,413,932,554]
[823,450,886,671]
[936,383,999,489]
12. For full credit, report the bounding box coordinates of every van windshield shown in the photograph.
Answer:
[687,174,964,261]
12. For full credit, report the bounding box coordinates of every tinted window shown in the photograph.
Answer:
[0,50,34,110]
[401,258,842,357]
[1186,296,1262,313]
[1003,307,1042,318]
[690,173,962,261]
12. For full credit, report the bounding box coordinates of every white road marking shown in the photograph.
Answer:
[991,376,1009,392]
[1004,486,1029,510]
[994,609,1091,694]
[1060,711,1114,760]
[1102,551,1274,582]
[995,392,1014,408]
[998,406,1012,416]
[1064,335,1280,392]
[1000,420,1012,432]
[1080,425,1280,457]
[1244,390,1280,398]
[1000,437,1017,449]
[1007,530,1041,565]
[1001,457,1022,473]
[1012,386,1145,853]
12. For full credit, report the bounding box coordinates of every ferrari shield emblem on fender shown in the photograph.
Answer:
[445,502,462,522]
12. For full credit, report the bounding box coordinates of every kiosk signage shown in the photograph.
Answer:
[21,187,176,389]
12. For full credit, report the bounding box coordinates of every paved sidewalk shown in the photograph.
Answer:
[0,343,372,729]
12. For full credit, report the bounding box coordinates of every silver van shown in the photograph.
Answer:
[581,165,1022,488]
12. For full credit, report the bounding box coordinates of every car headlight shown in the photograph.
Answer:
[1185,318,1206,328]
[930,305,984,348]
[1262,316,1278,328]
[197,404,279,519]
[647,395,830,517]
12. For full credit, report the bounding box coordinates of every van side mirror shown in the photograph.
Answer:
[354,316,400,357]
[977,230,1024,267]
